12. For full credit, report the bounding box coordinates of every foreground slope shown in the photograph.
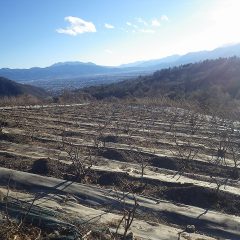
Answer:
[0,102,239,239]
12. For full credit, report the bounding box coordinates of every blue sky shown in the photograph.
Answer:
[1,0,240,68]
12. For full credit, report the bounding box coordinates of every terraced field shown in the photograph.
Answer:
[0,102,240,239]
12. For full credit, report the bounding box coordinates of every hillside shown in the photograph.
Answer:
[0,76,48,98]
[81,57,240,107]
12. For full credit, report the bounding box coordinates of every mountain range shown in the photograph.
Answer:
[1,43,240,91]
[121,43,240,68]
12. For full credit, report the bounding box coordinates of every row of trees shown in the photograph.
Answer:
[52,100,239,196]
[1,98,239,238]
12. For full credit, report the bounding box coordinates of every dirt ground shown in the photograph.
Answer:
[0,102,239,239]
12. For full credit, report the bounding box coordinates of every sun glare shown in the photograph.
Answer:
[211,0,240,44]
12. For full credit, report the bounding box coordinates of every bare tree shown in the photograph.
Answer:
[220,116,240,179]
[207,110,238,193]
[0,175,42,239]
[116,195,138,240]
[113,182,139,240]
[63,142,95,180]
[0,113,8,134]
[227,140,240,179]
[168,107,202,177]
[124,149,150,183]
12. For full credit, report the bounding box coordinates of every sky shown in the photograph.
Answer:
[1,0,240,68]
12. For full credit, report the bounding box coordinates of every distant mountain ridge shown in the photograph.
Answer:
[1,43,240,91]
[50,61,97,67]
[120,54,181,68]
[121,43,240,69]
[0,62,120,82]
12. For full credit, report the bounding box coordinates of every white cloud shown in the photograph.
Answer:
[161,15,169,21]
[105,49,113,54]
[151,19,161,27]
[126,21,138,29]
[104,23,114,29]
[56,16,96,36]
[139,29,155,34]
[125,15,169,34]
[136,17,148,26]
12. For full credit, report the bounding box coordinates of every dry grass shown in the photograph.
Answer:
[107,218,122,228]
[0,220,42,240]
